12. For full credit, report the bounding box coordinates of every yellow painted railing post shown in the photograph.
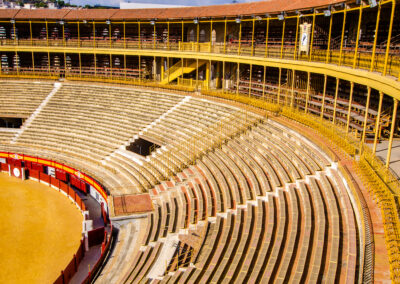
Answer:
[293,15,299,60]
[386,99,398,168]
[309,12,315,61]
[383,0,395,76]
[370,3,381,72]
[196,58,199,89]
[93,21,96,48]
[251,18,255,56]
[325,13,333,63]
[373,91,384,153]
[332,78,339,124]
[291,69,296,108]
[361,87,371,145]
[206,61,210,90]
[238,21,242,56]
[210,19,213,49]
[248,64,252,97]
[161,61,164,79]
[320,74,327,119]
[265,18,270,57]
[280,19,285,59]
[338,9,347,65]
[262,66,266,101]
[223,19,227,54]
[346,82,354,132]
[29,20,33,46]
[304,71,310,113]
[353,7,362,69]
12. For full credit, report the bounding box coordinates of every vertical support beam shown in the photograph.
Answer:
[223,19,227,54]
[370,3,381,72]
[32,51,35,72]
[222,61,225,92]
[262,65,266,101]
[153,22,156,49]
[373,91,384,153]
[265,18,270,57]
[309,12,316,61]
[236,62,240,95]
[123,21,126,49]
[77,21,81,48]
[210,19,213,47]
[277,67,282,104]
[332,78,340,123]
[109,22,112,48]
[280,19,286,59]
[251,18,255,56]
[29,20,33,46]
[320,74,327,119]
[138,22,141,49]
[12,21,16,45]
[248,64,252,97]
[383,1,396,76]
[139,55,141,82]
[167,22,170,50]
[353,8,362,68]
[346,82,354,132]
[338,9,347,65]
[304,72,310,113]
[63,24,65,47]
[206,60,211,90]
[79,52,81,77]
[291,69,296,108]
[46,20,49,47]
[238,21,242,56]
[361,87,371,145]
[196,58,199,89]
[293,15,300,60]
[94,53,96,76]
[93,21,96,48]
[325,13,333,63]
[386,99,398,168]
[124,54,127,81]
[181,20,184,44]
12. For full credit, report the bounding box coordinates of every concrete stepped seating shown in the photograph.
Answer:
[0,130,17,144]
[0,81,54,117]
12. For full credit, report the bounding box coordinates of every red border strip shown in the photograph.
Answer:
[0,152,108,202]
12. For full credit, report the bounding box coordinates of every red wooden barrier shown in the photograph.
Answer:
[55,169,67,182]
[0,163,8,172]
[39,172,50,184]
[50,176,60,188]
[88,227,105,247]
[60,182,69,195]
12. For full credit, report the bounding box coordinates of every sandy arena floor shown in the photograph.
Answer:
[0,173,83,284]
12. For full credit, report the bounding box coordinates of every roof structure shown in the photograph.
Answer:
[0,0,346,20]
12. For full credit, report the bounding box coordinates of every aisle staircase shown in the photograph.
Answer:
[161,60,206,85]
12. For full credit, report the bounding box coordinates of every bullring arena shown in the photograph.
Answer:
[0,0,400,283]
